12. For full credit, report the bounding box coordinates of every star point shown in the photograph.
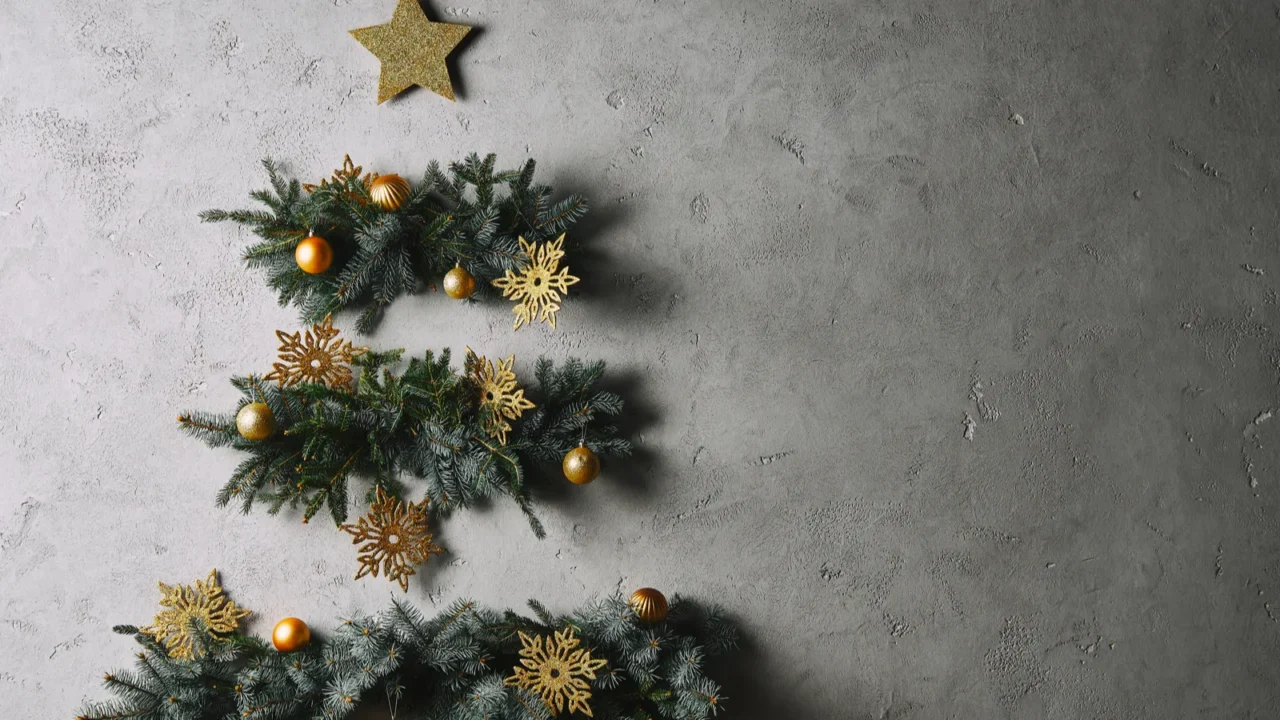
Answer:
[350,0,471,104]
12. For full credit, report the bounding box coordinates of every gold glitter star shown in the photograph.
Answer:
[340,486,444,592]
[142,570,250,660]
[264,314,366,389]
[491,234,580,330]
[505,627,608,717]
[349,0,471,104]
[466,347,535,444]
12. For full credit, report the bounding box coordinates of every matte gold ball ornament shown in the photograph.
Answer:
[443,264,476,299]
[629,587,668,624]
[369,173,411,211]
[235,402,276,441]
[271,617,311,652]
[562,444,600,485]
[295,232,333,275]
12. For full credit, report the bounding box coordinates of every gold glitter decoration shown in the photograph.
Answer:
[466,347,535,444]
[491,234,580,330]
[340,486,444,592]
[264,314,366,389]
[350,0,472,104]
[142,570,251,660]
[504,627,608,717]
[303,154,371,193]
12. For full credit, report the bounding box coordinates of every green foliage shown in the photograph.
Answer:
[201,154,589,333]
[79,594,738,720]
[178,349,631,538]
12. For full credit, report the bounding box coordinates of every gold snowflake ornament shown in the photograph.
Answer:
[505,627,608,717]
[264,314,366,389]
[340,486,444,592]
[142,570,251,660]
[466,347,535,444]
[303,154,371,193]
[492,234,580,330]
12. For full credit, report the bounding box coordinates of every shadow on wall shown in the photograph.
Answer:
[556,172,683,331]
[716,635,814,720]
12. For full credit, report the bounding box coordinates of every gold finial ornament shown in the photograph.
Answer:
[466,348,535,444]
[491,234,580,330]
[264,315,366,389]
[340,486,444,592]
[369,173,411,211]
[295,231,334,275]
[142,570,251,660]
[443,264,476,299]
[562,444,600,485]
[504,627,608,717]
[271,617,311,652]
[349,0,472,103]
[628,587,668,624]
[235,402,276,441]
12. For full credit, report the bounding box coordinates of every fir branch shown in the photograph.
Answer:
[204,154,589,333]
[182,348,633,542]
[82,594,737,720]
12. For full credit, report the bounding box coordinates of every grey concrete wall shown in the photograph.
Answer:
[2,0,1278,717]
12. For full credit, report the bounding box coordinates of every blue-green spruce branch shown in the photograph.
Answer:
[78,594,738,720]
[201,153,587,333]
[178,347,631,538]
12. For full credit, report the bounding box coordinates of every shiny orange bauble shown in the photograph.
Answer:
[628,587,668,624]
[272,617,311,652]
[369,174,411,211]
[562,444,600,485]
[295,234,333,275]
[443,265,476,299]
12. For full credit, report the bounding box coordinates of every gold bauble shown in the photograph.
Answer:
[369,173,411,211]
[271,617,311,652]
[628,587,668,624]
[562,444,600,485]
[295,234,334,275]
[443,265,476,299]
[235,402,275,441]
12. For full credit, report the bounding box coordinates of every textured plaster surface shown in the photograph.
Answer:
[2,1,1279,717]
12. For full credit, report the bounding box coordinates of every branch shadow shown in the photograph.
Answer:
[714,627,816,720]
[597,367,664,498]
[443,27,480,103]
[553,174,686,332]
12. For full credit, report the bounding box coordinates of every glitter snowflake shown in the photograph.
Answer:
[466,347,535,444]
[340,486,444,592]
[505,627,608,717]
[142,570,251,660]
[491,234,580,330]
[302,154,370,193]
[263,314,366,389]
